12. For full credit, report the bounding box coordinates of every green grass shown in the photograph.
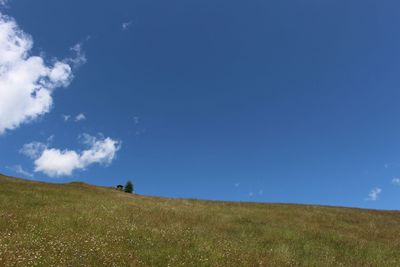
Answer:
[0,174,399,266]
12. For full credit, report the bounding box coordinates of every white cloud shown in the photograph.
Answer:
[392,178,400,186]
[62,114,71,121]
[75,113,86,121]
[62,113,86,122]
[68,43,86,67]
[122,21,133,30]
[7,164,33,178]
[20,141,47,159]
[35,149,81,177]
[21,134,121,177]
[0,13,84,135]
[366,187,382,201]
[79,134,120,167]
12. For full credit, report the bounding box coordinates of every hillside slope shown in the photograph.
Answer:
[0,174,399,266]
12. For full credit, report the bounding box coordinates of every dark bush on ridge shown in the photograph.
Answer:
[124,180,133,194]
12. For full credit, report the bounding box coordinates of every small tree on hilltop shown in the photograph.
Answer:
[124,180,134,194]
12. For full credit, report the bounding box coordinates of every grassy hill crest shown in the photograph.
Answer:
[0,173,399,266]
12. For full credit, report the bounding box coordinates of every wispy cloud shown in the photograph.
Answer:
[133,116,140,125]
[21,134,121,177]
[383,162,400,169]
[20,142,48,159]
[132,115,146,135]
[392,178,400,186]
[0,13,84,134]
[62,113,86,122]
[122,21,133,30]
[62,114,71,121]
[366,187,382,201]
[6,165,33,178]
[68,42,87,67]
[384,163,389,169]
[75,113,86,122]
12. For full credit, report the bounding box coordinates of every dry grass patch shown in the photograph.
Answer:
[0,174,400,266]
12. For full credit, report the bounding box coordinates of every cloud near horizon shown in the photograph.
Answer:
[0,13,84,134]
[21,134,121,177]
[366,187,382,201]
[6,164,33,178]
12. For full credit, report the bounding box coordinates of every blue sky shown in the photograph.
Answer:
[1,0,400,210]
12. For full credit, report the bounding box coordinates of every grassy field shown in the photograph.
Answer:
[0,174,399,266]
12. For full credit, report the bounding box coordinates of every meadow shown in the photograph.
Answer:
[0,173,399,266]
